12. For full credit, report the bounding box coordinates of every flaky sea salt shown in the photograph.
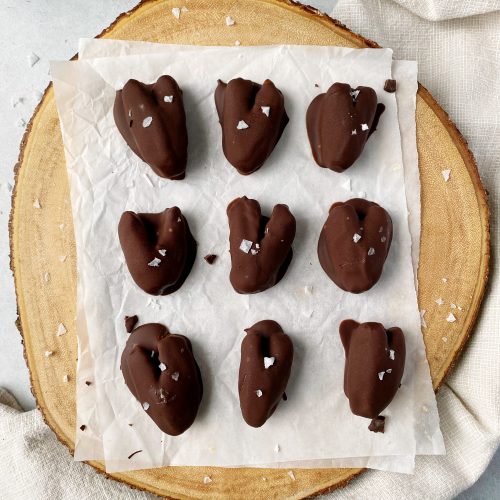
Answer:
[181,6,188,12]
[261,106,270,117]
[171,371,180,381]
[59,224,65,230]
[446,312,456,323]
[239,239,252,253]
[451,303,457,309]
[33,198,41,209]
[148,257,161,267]
[381,236,387,242]
[255,389,263,397]
[142,402,150,410]
[341,177,351,191]
[44,350,53,358]
[237,120,249,130]
[442,169,451,182]
[264,357,275,369]
[420,309,427,328]
[353,233,362,243]
[368,247,375,256]
[163,95,174,103]
[287,471,296,481]
[386,368,392,373]
[351,129,357,135]
[435,297,444,305]
[274,444,280,453]
[44,272,50,282]
[250,249,258,256]
[142,116,153,128]
[226,15,235,26]
[159,362,167,372]
[235,40,241,46]
[350,89,360,100]
[62,374,69,383]
[361,123,369,131]
[442,277,448,283]
[57,323,67,336]
[59,255,67,262]
[389,349,395,360]
[203,476,212,484]
[442,336,448,342]
[378,371,385,381]
[158,249,167,256]
[304,285,313,295]
[172,7,181,19]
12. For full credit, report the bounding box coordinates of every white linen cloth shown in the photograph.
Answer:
[1,0,498,498]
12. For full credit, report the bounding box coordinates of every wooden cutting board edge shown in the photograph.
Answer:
[8,0,490,498]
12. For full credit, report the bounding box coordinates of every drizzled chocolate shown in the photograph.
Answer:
[306,82,384,172]
[227,196,296,294]
[118,207,196,295]
[239,320,294,427]
[215,78,288,175]
[121,321,203,435]
[339,320,405,420]
[114,75,188,179]
[318,198,392,293]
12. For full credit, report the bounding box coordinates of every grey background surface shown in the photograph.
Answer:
[0,0,497,498]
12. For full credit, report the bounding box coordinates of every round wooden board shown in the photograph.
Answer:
[9,0,490,498]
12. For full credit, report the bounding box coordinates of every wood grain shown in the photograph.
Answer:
[9,0,489,498]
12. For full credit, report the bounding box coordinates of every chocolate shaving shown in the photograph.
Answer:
[368,416,386,433]
[125,315,139,333]
[384,79,397,93]
[85,381,91,386]
[79,425,86,431]
[204,254,218,265]
[127,450,143,459]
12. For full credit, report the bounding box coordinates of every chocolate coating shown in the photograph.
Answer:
[121,322,203,436]
[306,82,384,172]
[238,320,294,427]
[118,207,196,295]
[318,198,392,293]
[368,416,386,433]
[384,79,397,93]
[125,315,139,333]
[227,196,296,294]
[340,320,405,419]
[215,78,288,175]
[114,75,188,179]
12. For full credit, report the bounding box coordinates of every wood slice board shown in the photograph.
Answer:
[9,0,490,498]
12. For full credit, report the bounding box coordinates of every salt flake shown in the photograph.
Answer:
[142,402,150,410]
[203,476,212,484]
[350,89,360,100]
[420,309,427,328]
[442,169,451,182]
[451,303,457,309]
[435,297,444,305]
[142,116,153,128]
[446,313,456,323]
[255,389,263,397]
[226,15,235,26]
[239,239,252,253]
[304,285,313,295]
[378,371,385,381]
[148,257,161,267]
[386,368,392,373]
[368,247,375,256]
[171,371,179,381]
[158,249,167,256]
[159,362,167,372]
[351,129,357,135]
[235,40,241,46]
[163,95,174,103]
[237,120,249,130]
[264,357,275,369]
[442,336,448,342]
[381,236,387,243]
[287,471,296,481]
[442,277,448,283]
[57,323,67,336]
[250,249,258,256]
[43,272,50,282]
[261,106,270,117]
[353,233,362,243]
[181,6,189,12]
[172,7,181,19]
[361,123,369,131]
[33,198,41,209]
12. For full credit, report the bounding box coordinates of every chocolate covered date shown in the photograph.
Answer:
[227,196,296,294]
[121,321,203,436]
[306,82,384,172]
[339,320,405,422]
[114,75,188,179]
[215,78,288,175]
[318,198,392,293]
[118,207,196,295]
[239,320,293,427]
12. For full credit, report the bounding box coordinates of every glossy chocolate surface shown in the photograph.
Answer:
[339,320,405,419]
[227,196,296,294]
[318,198,392,293]
[114,75,188,179]
[118,207,196,295]
[306,82,384,172]
[215,78,288,175]
[238,320,294,427]
[121,322,203,436]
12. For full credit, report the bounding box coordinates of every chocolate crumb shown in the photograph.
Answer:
[125,315,139,333]
[314,83,319,88]
[127,450,143,459]
[204,254,217,265]
[79,424,86,431]
[85,381,91,386]
[384,79,397,93]
[368,416,385,433]
[128,423,133,426]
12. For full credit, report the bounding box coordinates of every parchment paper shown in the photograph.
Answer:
[51,43,443,473]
